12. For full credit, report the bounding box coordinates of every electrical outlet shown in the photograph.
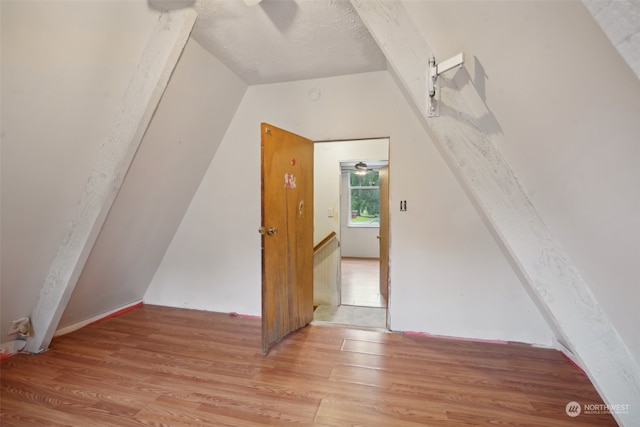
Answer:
[8,317,31,336]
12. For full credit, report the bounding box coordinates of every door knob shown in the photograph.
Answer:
[258,226,278,236]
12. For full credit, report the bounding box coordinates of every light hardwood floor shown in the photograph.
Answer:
[1,305,616,426]
[341,257,386,308]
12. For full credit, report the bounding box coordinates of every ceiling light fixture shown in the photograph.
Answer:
[354,161,368,175]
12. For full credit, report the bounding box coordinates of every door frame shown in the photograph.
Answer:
[312,138,390,320]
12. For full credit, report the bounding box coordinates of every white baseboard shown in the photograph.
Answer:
[54,299,143,337]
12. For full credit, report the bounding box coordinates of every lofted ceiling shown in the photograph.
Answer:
[149,0,640,86]
[151,0,388,85]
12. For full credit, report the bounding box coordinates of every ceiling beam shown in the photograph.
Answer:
[351,1,639,425]
[583,0,640,80]
[24,8,197,354]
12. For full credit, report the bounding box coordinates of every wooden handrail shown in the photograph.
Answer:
[313,231,337,253]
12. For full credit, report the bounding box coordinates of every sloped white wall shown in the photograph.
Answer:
[57,38,247,330]
[0,0,159,341]
[403,0,640,364]
[146,71,554,345]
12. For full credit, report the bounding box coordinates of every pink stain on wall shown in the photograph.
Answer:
[230,312,261,320]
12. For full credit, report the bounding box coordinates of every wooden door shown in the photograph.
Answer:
[379,166,389,302]
[261,123,314,354]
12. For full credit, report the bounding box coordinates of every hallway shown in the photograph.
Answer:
[340,257,386,308]
[312,257,386,329]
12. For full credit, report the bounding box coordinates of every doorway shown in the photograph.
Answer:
[312,138,389,330]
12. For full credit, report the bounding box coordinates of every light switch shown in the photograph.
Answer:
[328,208,333,218]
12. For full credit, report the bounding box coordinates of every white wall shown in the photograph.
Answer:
[0,0,159,340]
[146,71,554,346]
[403,0,640,364]
[58,38,247,330]
[314,139,389,259]
[340,228,379,258]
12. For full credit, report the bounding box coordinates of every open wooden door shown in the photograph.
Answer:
[379,166,389,302]
[260,123,314,354]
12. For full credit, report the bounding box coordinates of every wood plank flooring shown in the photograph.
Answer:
[1,305,617,426]
[341,257,386,308]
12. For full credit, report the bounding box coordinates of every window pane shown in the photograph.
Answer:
[349,170,380,226]
[350,170,379,187]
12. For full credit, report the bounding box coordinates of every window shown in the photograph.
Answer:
[348,169,380,227]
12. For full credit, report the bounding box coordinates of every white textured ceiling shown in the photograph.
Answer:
[188,0,388,84]
[154,0,640,86]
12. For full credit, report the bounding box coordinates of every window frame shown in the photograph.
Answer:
[347,169,381,228]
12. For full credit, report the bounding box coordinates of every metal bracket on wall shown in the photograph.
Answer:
[428,53,465,117]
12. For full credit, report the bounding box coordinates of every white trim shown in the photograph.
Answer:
[54,299,143,337]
